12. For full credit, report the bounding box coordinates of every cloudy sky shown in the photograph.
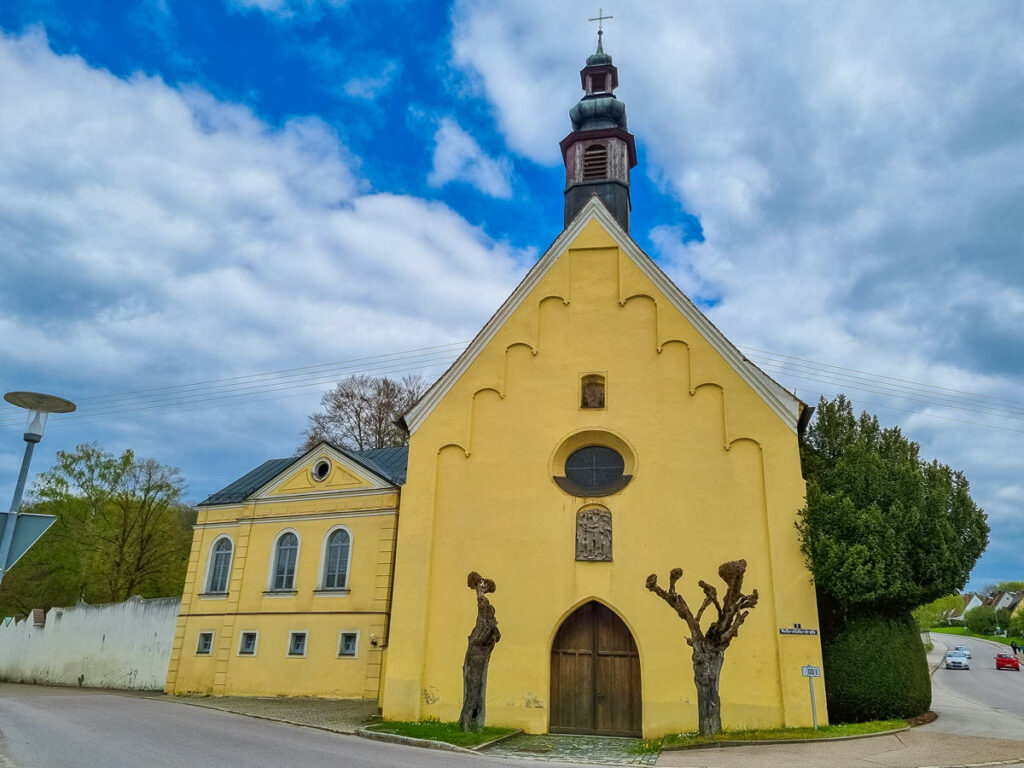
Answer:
[0,1,1021,589]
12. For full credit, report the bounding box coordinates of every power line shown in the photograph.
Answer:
[0,355,460,429]
[748,359,1024,424]
[3,340,1021,440]
[0,343,468,426]
[740,346,1024,413]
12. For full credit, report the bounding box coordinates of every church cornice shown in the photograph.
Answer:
[402,198,802,435]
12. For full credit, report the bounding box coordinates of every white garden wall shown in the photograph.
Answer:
[0,596,180,690]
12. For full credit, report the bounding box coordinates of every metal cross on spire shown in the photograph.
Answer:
[589,8,613,31]
[588,8,613,49]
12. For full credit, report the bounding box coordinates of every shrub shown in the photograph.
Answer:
[822,613,930,722]
[995,608,1012,631]
[964,605,997,635]
[1009,611,1024,639]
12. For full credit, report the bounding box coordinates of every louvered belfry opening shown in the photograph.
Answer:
[582,144,608,180]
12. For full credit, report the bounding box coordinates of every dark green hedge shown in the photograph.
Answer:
[822,613,930,722]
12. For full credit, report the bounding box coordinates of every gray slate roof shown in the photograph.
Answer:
[199,444,409,506]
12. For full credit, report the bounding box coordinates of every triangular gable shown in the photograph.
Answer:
[404,197,802,434]
[251,442,396,500]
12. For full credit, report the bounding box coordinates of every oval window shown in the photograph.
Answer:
[312,460,331,482]
[564,446,625,495]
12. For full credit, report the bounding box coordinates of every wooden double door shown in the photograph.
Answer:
[549,601,642,736]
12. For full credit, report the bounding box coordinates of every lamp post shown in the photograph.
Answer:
[0,391,76,587]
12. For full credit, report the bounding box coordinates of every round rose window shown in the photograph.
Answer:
[561,446,627,496]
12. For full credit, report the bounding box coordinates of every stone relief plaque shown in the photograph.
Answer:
[576,507,612,561]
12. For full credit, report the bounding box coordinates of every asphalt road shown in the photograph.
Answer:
[927,632,1024,740]
[0,685,602,768]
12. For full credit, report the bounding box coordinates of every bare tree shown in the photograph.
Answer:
[646,560,759,735]
[300,374,426,453]
[459,571,501,732]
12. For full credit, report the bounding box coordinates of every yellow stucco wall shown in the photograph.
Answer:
[166,451,397,699]
[382,216,827,737]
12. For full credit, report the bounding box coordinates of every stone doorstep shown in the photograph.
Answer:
[660,725,911,751]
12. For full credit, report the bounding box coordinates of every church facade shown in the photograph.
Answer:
[167,41,827,738]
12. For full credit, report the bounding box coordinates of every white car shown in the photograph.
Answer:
[953,645,972,659]
[945,651,970,670]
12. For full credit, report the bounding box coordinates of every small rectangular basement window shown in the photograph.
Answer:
[338,631,359,658]
[288,630,308,657]
[238,631,258,656]
[196,631,214,655]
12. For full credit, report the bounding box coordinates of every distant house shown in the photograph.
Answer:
[986,591,1021,613]
[948,593,983,623]
[993,591,1022,614]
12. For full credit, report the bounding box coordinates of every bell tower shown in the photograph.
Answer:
[560,25,637,233]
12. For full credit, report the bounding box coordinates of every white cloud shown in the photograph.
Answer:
[0,28,531,497]
[427,117,513,198]
[226,0,345,21]
[451,0,1024,585]
[343,60,400,100]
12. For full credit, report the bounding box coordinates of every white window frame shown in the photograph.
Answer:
[203,534,234,596]
[337,629,360,658]
[287,629,309,658]
[237,630,260,657]
[266,528,301,593]
[195,630,215,655]
[316,524,353,593]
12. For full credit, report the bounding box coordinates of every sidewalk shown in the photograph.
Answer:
[656,730,1024,768]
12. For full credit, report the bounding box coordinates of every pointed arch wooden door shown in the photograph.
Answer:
[549,601,641,736]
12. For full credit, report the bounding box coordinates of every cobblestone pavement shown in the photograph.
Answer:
[483,734,658,766]
[157,694,378,733]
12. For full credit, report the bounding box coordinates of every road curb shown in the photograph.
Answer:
[929,634,949,676]
[916,761,1024,768]
[355,727,479,754]
[660,725,911,751]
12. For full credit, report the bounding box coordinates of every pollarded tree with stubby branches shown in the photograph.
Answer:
[459,571,501,732]
[646,560,758,736]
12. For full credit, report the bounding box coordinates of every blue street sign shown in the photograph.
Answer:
[0,513,56,570]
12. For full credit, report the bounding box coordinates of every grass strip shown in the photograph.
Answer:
[367,720,518,748]
[929,626,1024,647]
[646,719,906,752]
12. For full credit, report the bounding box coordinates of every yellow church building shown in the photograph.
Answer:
[166,39,827,738]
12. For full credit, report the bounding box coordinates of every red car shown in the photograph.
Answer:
[995,653,1020,671]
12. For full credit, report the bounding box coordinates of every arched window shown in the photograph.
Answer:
[206,537,233,594]
[322,528,351,590]
[582,144,608,180]
[271,532,299,591]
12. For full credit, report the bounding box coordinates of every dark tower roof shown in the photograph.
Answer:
[561,34,638,233]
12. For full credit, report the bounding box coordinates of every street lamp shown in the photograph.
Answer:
[0,391,76,586]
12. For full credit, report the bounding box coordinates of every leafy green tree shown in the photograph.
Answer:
[964,605,997,635]
[1009,611,1024,639]
[0,444,195,616]
[995,607,1012,631]
[994,581,1024,592]
[797,395,989,720]
[798,396,988,617]
[912,594,966,630]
